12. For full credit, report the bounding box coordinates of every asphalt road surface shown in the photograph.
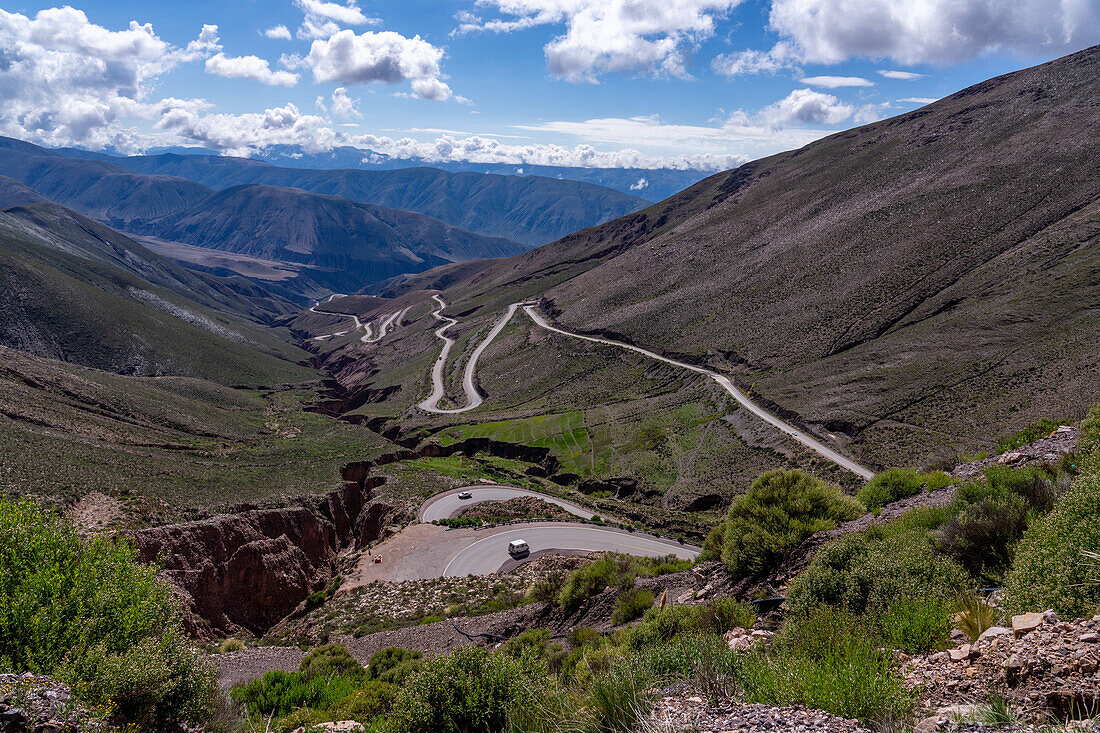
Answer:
[443,524,699,577]
[521,305,875,480]
[418,296,534,414]
[419,485,597,522]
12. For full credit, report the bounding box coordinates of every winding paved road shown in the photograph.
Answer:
[521,305,874,480]
[309,294,405,346]
[419,485,597,522]
[348,485,693,583]
[418,296,535,414]
[443,524,697,577]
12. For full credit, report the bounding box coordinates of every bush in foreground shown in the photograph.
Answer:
[857,468,953,513]
[0,498,215,728]
[785,526,968,620]
[385,646,534,733]
[703,470,864,578]
[1004,467,1100,617]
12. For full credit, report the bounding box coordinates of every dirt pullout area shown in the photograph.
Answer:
[457,496,575,521]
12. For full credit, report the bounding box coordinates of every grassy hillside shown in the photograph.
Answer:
[0,204,315,385]
[374,45,1100,470]
[0,346,393,523]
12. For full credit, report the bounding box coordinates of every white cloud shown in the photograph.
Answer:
[330,87,362,117]
[712,41,799,76]
[459,0,742,82]
[264,25,293,40]
[294,0,380,40]
[0,6,186,152]
[769,0,1100,66]
[206,53,299,86]
[157,102,340,156]
[758,88,853,127]
[353,131,749,170]
[899,97,938,104]
[630,177,649,190]
[878,69,924,80]
[306,29,452,100]
[799,75,873,88]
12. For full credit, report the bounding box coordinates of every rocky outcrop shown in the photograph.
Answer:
[133,474,404,636]
[905,610,1100,723]
[951,426,1078,481]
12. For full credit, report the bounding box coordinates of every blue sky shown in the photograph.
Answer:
[1,0,1097,169]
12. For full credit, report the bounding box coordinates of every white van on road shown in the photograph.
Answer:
[508,539,530,556]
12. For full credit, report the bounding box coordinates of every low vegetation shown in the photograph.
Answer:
[0,498,215,728]
[856,468,954,513]
[701,470,864,577]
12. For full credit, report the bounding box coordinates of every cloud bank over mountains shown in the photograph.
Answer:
[0,0,1096,170]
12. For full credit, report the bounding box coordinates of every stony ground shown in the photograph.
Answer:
[0,674,109,732]
[905,610,1100,725]
[652,686,871,732]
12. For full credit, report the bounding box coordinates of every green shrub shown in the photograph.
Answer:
[933,495,1029,583]
[528,570,565,603]
[997,419,1059,454]
[385,647,534,733]
[300,644,364,680]
[336,680,398,722]
[1004,468,1100,617]
[611,588,654,625]
[710,470,864,578]
[217,638,245,653]
[557,557,636,612]
[585,662,655,733]
[625,598,756,649]
[785,527,969,620]
[1082,404,1100,457]
[737,607,913,725]
[232,670,358,719]
[857,469,953,513]
[367,647,422,681]
[877,598,953,654]
[0,498,215,728]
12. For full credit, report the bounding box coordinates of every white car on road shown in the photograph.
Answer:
[508,539,530,556]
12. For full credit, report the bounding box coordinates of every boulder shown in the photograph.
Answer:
[977,626,1013,643]
[1012,612,1046,637]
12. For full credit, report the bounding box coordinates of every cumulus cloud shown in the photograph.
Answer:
[157,102,339,156]
[354,131,750,170]
[878,69,924,80]
[799,75,873,88]
[458,0,742,82]
[630,177,649,190]
[758,88,853,127]
[768,0,1100,66]
[264,25,293,40]
[206,53,299,86]
[712,41,798,76]
[0,6,189,151]
[294,0,379,40]
[305,29,452,100]
[317,87,362,117]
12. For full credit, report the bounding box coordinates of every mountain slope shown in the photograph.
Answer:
[0,203,314,384]
[0,176,48,209]
[131,184,527,291]
[0,138,209,226]
[51,149,650,245]
[381,44,1100,467]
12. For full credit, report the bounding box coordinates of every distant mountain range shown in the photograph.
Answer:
[61,144,708,203]
[380,44,1100,469]
[50,144,651,247]
[0,137,643,292]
